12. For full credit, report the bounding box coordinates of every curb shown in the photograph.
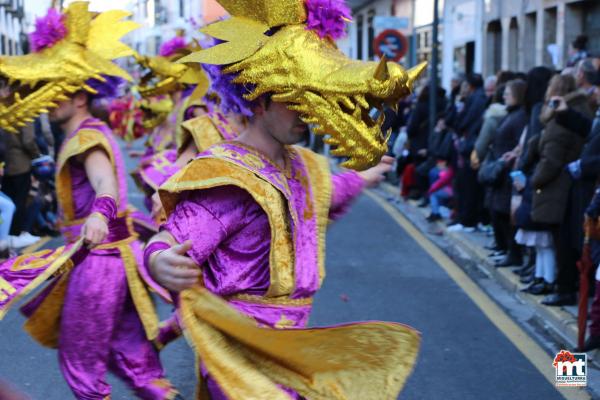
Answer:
[375,182,600,396]
[378,182,596,356]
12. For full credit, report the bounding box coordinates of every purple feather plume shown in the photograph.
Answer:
[29,8,68,52]
[203,63,256,117]
[305,0,351,41]
[159,36,187,57]
[85,75,126,101]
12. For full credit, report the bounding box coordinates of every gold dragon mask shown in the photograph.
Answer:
[134,40,210,130]
[179,0,426,170]
[0,1,139,133]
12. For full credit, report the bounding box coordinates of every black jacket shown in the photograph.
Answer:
[455,87,488,138]
[406,95,447,155]
[489,106,528,214]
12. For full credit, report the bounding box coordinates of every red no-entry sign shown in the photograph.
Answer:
[374,29,408,62]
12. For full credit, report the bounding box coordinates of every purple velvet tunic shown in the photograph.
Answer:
[44,118,172,399]
[163,169,364,328]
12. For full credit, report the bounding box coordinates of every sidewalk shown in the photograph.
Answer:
[374,182,600,397]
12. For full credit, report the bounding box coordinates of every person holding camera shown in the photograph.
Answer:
[529,74,594,306]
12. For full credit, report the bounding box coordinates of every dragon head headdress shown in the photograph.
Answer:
[134,40,209,101]
[0,1,139,133]
[133,36,210,130]
[179,0,426,170]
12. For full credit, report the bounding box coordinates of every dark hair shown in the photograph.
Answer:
[465,73,483,89]
[514,72,527,81]
[572,35,588,51]
[580,58,598,85]
[417,85,446,103]
[496,70,517,86]
[524,66,554,113]
[506,79,527,106]
[493,83,506,104]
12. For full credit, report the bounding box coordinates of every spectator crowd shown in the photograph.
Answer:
[388,35,600,353]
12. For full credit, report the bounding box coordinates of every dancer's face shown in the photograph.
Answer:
[262,101,309,145]
[49,98,77,125]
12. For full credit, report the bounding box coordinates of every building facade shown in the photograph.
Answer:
[0,0,26,55]
[482,0,600,75]
[129,0,226,55]
[442,0,600,89]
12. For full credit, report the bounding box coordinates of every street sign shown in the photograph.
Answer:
[373,29,408,62]
[373,16,409,31]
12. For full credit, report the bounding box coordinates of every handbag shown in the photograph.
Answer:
[477,155,506,186]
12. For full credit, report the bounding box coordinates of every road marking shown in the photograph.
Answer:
[366,191,591,400]
[20,236,51,255]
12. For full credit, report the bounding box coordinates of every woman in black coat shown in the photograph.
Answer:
[489,80,529,267]
[406,85,447,198]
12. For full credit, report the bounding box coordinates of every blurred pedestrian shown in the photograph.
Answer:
[447,74,488,232]
[0,123,41,248]
[530,74,593,306]
[489,79,528,267]
[567,34,589,67]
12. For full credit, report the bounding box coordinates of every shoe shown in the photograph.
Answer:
[0,239,8,252]
[523,280,554,295]
[446,220,460,227]
[484,243,501,251]
[477,223,493,234]
[463,226,476,233]
[418,198,429,208]
[20,232,40,242]
[9,232,40,248]
[426,213,442,223]
[488,249,507,257]
[521,278,542,292]
[513,264,534,277]
[541,293,577,306]
[580,335,600,352]
[447,224,464,232]
[495,255,523,267]
[520,273,536,284]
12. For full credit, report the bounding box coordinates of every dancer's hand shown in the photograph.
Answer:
[358,156,394,188]
[150,240,201,292]
[82,213,109,247]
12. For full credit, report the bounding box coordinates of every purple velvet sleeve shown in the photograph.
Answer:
[90,195,117,222]
[162,187,252,265]
[329,170,365,221]
[140,241,173,299]
[143,241,171,274]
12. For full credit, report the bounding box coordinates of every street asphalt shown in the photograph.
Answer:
[0,140,574,399]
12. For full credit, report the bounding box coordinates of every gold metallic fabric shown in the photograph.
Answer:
[177,115,227,155]
[216,0,306,27]
[180,286,421,400]
[56,128,117,221]
[23,235,160,347]
[0,2,139,133]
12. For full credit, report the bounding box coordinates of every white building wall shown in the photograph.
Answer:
[441,0,483,90]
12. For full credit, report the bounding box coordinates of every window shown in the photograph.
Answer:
[357,14,364,60]
[367,10,375,59]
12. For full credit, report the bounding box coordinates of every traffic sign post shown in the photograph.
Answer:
[373,29,408,62]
